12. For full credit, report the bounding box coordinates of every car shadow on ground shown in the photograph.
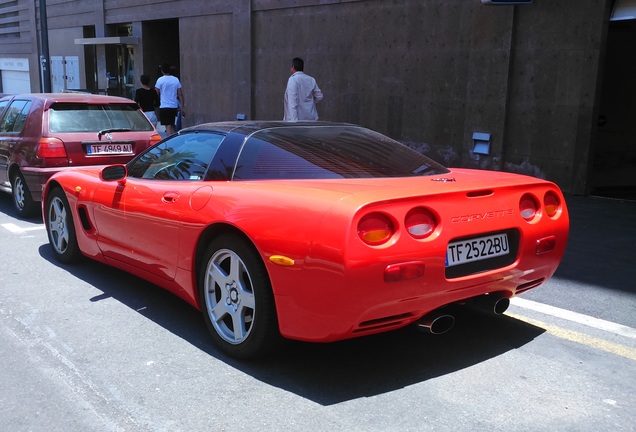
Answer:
[39,244,544,406]
[553,194,636,295]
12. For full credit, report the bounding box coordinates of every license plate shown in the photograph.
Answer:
[87,143,133,155]
[446,233,510,267]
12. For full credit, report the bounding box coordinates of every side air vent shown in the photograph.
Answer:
[78,206,93,231]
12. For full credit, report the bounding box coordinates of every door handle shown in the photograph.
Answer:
[162,192,180,203]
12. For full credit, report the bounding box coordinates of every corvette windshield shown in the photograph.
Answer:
[233,125,449,180]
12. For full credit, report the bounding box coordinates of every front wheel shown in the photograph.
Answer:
[12,171,38,218]
[199,234,280,359]
[45,187,82,264]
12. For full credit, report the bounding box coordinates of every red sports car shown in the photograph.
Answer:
[43,121,569,359]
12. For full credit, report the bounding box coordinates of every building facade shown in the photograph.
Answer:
[0,0,632,197]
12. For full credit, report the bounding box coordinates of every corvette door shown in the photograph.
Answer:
[93,178,184,281]
[94,131,225,280]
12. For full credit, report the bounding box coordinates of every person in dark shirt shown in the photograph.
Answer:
[134,74,160,126]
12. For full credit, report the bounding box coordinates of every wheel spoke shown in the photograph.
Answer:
[239,289,255,310]
[55,231,67,252]
[228,253,242,281]
[53,199,66,220]
[231,310,248,340]
[208,260,230,287]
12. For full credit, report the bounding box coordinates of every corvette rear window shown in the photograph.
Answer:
[48,103,154,133]
[233,126,449,180]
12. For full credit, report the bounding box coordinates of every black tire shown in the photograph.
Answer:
[12,171,38,218]
[198,234,280,359]
[45,187,82,264]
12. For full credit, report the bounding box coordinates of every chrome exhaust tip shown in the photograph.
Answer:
[470,294,510,315]
[416,313,455,335]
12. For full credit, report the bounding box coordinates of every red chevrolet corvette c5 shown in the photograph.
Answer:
[43,121,569,359]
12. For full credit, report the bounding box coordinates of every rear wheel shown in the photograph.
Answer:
[199,234,280,359]
[45,187,81,264]
[12,171,38,218]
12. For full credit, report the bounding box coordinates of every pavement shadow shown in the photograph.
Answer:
[39,244,544,406]
[0,193,44,223]
[554,194,636,294]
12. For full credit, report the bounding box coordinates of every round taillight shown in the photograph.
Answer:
[519,194,539,222]
[405,207,437,239]
[544,191,561,218]
[358,213,394,246]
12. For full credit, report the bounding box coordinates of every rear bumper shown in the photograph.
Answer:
[21,166,61,202]
[22,166,105,202]
[274,259,561,342]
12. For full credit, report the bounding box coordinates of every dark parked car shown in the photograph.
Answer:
[0,93,162,217]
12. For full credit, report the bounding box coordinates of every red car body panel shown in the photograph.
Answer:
[44,163,569,342]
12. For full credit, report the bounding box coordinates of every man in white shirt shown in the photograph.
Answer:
[283,57,323,121]
[155,63,186,135]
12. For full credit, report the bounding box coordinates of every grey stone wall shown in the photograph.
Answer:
[5,0,611,193]
[248,0,610,193]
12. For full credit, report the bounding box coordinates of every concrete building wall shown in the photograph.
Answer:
[503,0,610,194]
[180,13,234,126]
[0,0,615,195]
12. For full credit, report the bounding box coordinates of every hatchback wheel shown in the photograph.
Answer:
[12,172,38,218]
[45,187,81,264]
[199,234,280,359]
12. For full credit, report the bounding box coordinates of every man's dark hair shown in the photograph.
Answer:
[291,57,304,72]
[140,74,150,86]
[161,63,172,74]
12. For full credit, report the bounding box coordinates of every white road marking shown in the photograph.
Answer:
[1,223,45,234]
[511,297,636,339]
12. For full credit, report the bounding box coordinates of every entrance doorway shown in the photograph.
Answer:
[140,19,180,86]
[105,44,135,99]
[592,18,636,199]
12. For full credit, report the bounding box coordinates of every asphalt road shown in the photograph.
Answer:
[0,193,634,432]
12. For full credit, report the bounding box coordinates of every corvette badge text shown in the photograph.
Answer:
[451,209,514,223]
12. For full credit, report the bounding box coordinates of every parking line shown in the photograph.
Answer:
[506,312,636,361]
[1,223,45,234]
[511,297,636,340]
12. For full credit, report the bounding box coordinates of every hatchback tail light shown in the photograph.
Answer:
[405,207,437,239]
[149,133,162,146]
[36,138,67,158]
[358,213,394,246]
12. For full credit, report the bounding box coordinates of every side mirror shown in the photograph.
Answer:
[101,164,128,182]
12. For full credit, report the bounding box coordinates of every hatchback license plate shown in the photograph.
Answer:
[446,233,509,267]
[87,144,133,155]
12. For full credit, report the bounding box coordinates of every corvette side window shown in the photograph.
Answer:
[128,132,224,180]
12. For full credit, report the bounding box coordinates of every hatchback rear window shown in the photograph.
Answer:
[48,103,154,133]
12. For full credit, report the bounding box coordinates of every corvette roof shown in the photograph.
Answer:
[178,121,358,136]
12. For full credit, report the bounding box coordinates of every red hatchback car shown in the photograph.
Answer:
[0,93,161,217]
